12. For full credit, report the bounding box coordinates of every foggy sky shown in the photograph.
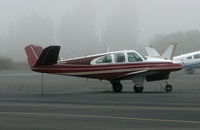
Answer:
[136,0,200,44]
[0,0,200,60]
[1,0,200,40]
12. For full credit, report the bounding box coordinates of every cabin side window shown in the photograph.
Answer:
[194,54,200,59]
[96,55,112,64]
[114,53,125,63]
[187,56,192,59]
[127,52,143,62]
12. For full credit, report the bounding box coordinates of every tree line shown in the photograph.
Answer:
[0,0,138,61]
[150,30,200,55]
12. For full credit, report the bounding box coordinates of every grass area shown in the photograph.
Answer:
[0,57,14,69]
[0,57,29,70]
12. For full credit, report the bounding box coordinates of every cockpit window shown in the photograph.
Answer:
[127,52,143,62]
[96,55,112,64]
[139,53,147,60]
[194,54,200,59]
[114,53,125,63]
[187,56,192,59]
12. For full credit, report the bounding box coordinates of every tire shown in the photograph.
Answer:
[112,82,123,93]
[134,85,143,93]
[165,84,172,92]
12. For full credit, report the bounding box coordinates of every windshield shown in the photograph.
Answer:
[138,52,147,60]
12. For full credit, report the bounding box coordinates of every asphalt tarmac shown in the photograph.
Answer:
[0,69,200,130]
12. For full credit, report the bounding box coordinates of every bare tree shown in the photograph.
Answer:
[102,0,138,51]
[57,0,99,58]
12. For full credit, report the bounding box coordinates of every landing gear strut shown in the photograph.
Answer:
[132,76,145,93]
[110,81,123,93]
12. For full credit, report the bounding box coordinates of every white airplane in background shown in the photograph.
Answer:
[146,44,200,74]
[173,51,200,74]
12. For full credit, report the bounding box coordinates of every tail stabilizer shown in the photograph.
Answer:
[25,45,43,67]
[35,46,60,66]
[25,45,60,67]
[161,43,177,60]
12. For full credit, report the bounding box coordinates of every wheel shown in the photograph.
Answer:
[134,85,144,93]
[165,84,172,92]
[112,82,123,93]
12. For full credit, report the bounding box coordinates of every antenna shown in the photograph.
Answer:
[41,73,44,96]
[107,46,110,53]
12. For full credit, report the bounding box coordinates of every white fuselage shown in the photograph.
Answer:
[173,51,200,66]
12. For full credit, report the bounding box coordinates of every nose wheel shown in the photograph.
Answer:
[165,84,172,92]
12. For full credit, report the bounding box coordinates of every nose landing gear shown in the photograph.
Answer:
[163,80,173,92]
[165,84,173,92]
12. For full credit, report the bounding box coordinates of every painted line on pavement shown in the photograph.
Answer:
[0,111,199,124]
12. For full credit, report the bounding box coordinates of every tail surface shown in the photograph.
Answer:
[145,46,160,57]
[161,43,177,60]
[25,45,43,67]
[145,43,177,60]
[25,44,60,68]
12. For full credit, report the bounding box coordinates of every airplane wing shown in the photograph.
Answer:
[114,69,149,80]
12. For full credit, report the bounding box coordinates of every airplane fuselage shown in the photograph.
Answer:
[32,50,182,81]
[174,50,200,74]
[25,45,183,93]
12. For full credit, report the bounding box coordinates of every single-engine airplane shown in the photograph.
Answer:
[25,44,182,93]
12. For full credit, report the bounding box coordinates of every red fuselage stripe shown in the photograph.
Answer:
[32,62,182,75]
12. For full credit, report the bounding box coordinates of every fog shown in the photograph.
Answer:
[0,0,200,61]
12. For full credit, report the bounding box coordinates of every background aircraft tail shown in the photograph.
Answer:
[161,43,177,60]
[145,46,160,57]
[25,44,60,68]
[146,43,177,60]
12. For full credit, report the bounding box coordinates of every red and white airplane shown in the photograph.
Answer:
[25,44,182,93]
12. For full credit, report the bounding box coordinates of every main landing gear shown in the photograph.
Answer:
[110,78,173,93]
[110,81,123,93]
[132,76,144,93]
[110,76,145,93]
